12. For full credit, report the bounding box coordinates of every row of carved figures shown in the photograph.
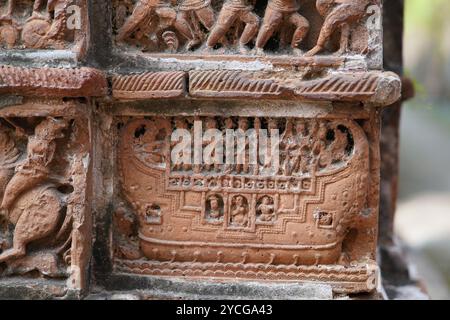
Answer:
[132,117,353,176]
[116,0,371,55]
[0,0,71,49]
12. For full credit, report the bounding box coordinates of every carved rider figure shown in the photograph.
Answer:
[0,117,67,212]
[176,0,215,50]
[206,0,260,53]
[306,0,370,56]
[255,0,310,55]
[0,118,68,265]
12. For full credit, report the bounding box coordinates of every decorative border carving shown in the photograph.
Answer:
[115,259,378,294]
[112,71,187,100]
[189,70,284,99]
[0,66,107,97]
[189,70,401,105]
[110,70,401,106]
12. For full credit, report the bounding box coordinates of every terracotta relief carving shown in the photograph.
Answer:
[114,115,377,293]
[0,116,89,280]
[0,66,107,97]
[111,70,401,106]
[0,0,86,50]
[306,0,370,56]
[113,0,378,57]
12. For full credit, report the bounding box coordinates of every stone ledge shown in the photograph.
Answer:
[99,274,335,300]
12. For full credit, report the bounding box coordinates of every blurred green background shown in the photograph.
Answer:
[395,0,450,300]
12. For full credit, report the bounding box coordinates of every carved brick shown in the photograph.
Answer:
[112,71,187,100]
[0,66,107,97]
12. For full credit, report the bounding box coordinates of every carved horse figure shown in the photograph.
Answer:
[0,118,72,266]
[306,0,370,56]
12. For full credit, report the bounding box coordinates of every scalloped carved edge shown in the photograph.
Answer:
[115,259,379,294]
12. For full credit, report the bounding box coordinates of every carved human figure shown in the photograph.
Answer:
[235,117,250,174]
[223,118,235,174]
[0,0,14,20]
[255,0,310,54]
[312,122,331,170]
[261,118,280,174]
[257,196,275,222]
[203,117,222,172]
[117,0,184,48]
[230,195,249,227]
[172,118,192,171]
[280,119,297,176]
[0,16,19,48]
[306,0,370,56]
[206,194,223,220]
[176,0,215,50]
[135,122,169,166]
[0,118,68,264]
[206,0,260,54]
[290,119,310,175]
[331,127,348,163]
[252,117,261,175]
[31,0,53,20]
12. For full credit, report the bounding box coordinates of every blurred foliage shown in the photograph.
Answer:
[404,0,450,102]
[405,0,450,34]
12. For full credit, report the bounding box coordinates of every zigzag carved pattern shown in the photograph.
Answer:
[0,65,107,97]
[112,71,186,99]
[189,70,283,97]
